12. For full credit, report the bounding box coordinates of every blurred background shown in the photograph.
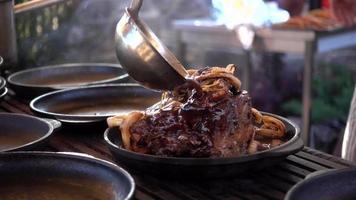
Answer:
[4,0,356,156]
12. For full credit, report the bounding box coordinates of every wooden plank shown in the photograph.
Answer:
[238,176,288,200]
[252,173,293,193]
[140,177,216,200]
[295,151,348,169]
[4,97,33,114]
[276,163,312,177]
[134,189,157,200]
[134,178,184,200]
[266,168,303,184]
[170,184,225,200]
[286,155,329,171]
[135,185,167,200]
[49,137,84,153]
[0,101,25,113]
[226,179,276,200]
[81,139,114,159]
[190,181,263,200]
[303,148,355,167]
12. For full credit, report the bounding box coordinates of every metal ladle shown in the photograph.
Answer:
[115,0,188,90]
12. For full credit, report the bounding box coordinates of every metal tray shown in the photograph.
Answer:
[285,168,356,200]
[30,84,160,123]
[104,112,304,179]
[0,113,60,152]
[7,63,129,98]
[0,151,135,200]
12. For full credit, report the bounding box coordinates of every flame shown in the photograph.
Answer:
[212,0,290,49]
[212,0,290,28]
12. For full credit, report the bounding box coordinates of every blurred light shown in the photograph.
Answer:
[212,0,290,28]
[212,0,290,50]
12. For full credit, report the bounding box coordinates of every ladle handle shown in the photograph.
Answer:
[130,0,143,18]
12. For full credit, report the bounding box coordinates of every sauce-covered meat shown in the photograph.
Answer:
[107,65,286,157]
[129,68,254,157]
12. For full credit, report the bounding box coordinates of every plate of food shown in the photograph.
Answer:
[0,152,135,200]
[104,65,303,178]
[7,63,130,98]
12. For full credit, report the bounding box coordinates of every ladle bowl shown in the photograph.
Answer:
[115,0,187,90]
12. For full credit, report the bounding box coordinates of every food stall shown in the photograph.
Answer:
[0,0,356,199]
[173,14,356,145]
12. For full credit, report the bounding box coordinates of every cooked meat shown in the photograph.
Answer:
[107,65,286,158]
[128,68,254,157]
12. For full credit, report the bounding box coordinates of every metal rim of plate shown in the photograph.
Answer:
[0,87,8,99]
[0,113,60,152]
[0,76,6,91]
[0,151,136,200]
[30,83,158,123]
[285,168,356,200]
[103,112,304,178]
[7,63,130,89]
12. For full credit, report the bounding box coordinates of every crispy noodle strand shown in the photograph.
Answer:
[107,111,144,150]
[252,108,286,139]
[251,108,263,124]
[195,68,241,90]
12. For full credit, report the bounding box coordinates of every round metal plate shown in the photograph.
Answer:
[30,84,160,123]
[0,76,6,91]
[285,168,356,200]
[0,113,60,152]
[0,152,135,200]
[7,63,130,98]
[104,112,303,178]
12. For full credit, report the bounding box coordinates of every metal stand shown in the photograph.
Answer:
[302,41,316,145]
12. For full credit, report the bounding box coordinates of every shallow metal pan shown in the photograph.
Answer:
[0,113,61,152]
[7,63,129,98]
[30,84,160,123]
[0,151,135,200]
[285,168,356,200]
[104,112,303,179]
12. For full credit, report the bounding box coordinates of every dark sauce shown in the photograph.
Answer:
[130,75,255,157]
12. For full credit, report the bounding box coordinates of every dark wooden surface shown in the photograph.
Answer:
[1,90,355,200]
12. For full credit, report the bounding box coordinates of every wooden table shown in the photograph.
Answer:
[173,20,356,145]
[1,90,355,200]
